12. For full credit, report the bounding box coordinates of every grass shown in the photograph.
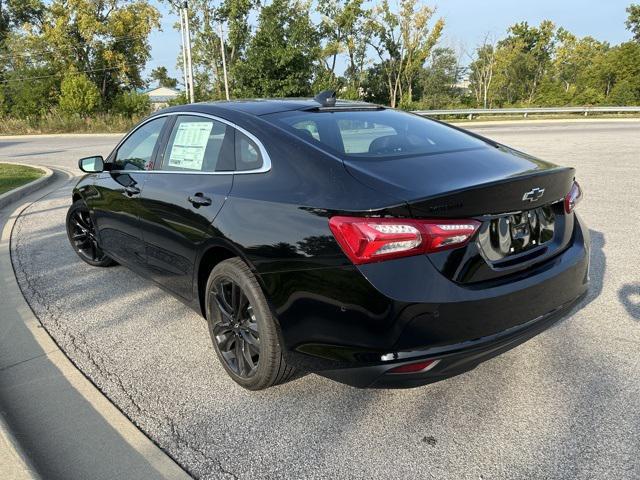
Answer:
[0,112,144,135]
[0,163,45,195]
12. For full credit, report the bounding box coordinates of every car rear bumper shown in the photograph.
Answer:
[316,291,585,388]
[261,214,590,388]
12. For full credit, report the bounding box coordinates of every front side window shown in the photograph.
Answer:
[268,109,487,160]
[114,117,167,170]
[162,116,234,172]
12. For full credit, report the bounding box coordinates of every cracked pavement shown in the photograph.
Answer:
[5,121,640,479]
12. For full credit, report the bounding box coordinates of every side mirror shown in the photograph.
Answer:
[78,156,104,173]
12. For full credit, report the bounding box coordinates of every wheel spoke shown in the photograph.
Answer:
[246,319,259,335]
[241,330,260,351]
[213,291,234,322]
[235,338,246,375]
[73,212,90,230]
[241,339,255,370]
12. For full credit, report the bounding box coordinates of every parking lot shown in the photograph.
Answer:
[3,120,640,479]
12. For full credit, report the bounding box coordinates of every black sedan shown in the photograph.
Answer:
[67,92,589,389]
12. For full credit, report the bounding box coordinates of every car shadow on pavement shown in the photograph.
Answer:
[618,283,640,321]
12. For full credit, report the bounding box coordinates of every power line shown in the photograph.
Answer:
[1,62,147,84]
[0,33,152,63]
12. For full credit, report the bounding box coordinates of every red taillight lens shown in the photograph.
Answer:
[328,216,480,265]
[388,359,440,374]
[564,181,583,214]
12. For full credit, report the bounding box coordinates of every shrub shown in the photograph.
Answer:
[608,79,639,105]
[59,72,101,116]
[3,66,59,118]
[112,91,151,117]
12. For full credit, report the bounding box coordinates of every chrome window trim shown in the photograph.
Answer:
[109,111,272,175]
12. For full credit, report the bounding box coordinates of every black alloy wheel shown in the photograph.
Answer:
[205,258,297,390]
[210,277,261,377]
[66,200,115,267]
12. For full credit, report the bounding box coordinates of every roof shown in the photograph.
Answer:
[197,98,380,116]
[142,86,181,100]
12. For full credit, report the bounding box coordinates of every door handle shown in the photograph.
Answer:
[124,185,141,196]
[188,193,212,208]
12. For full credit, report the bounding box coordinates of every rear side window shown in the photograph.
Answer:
[268,109,487,159]
[235,131,263,171]
[161,116,234,172]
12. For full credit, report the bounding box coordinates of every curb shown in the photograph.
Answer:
[0,163,54,211]
[0,175,192,480]
[1,414,39,480]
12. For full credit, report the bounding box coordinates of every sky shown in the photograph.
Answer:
[146,0,635,86]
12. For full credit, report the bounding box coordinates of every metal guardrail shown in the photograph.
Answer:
[413,106,640,119]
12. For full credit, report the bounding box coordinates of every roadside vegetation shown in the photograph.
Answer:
[0,163,44,195]
[0,1,639,135]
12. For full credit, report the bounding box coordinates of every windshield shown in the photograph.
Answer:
[267,108,487,159]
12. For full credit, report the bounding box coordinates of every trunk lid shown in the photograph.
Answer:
[343,145,575,217]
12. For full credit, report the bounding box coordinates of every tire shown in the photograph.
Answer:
[66,200,116,267]
[205,257,296,390]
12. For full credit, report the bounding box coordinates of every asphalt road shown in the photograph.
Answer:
[4,120,640,479]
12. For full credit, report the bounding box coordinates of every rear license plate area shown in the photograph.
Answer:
[478,206,556,263]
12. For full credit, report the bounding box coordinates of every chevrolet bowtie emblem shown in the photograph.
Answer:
[522,187,545,203]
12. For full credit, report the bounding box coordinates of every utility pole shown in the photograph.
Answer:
[219,22,230,101]
[174,1,195,103]
[183,1,195,103]
[179,7,189,99]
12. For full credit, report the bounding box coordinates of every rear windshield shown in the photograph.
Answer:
[267,109,487,159]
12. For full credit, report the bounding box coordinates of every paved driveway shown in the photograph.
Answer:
[5,121,640,479]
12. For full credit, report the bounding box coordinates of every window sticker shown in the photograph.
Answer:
[167,121,214,170]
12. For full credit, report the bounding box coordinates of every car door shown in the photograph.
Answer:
[137,114,236,299]
[90,116,169,271]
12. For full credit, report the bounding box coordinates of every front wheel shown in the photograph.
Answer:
[205,258,296,390]
[66,200,116,267]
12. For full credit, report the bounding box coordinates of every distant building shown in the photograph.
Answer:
[142,86,181,110]
[454,79,471,93]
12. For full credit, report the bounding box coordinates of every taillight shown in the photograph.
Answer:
[564,180,583,214]
[328,216,480,265]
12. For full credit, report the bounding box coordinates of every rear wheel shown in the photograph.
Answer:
[205,258,296,390]
[66,200,115,267]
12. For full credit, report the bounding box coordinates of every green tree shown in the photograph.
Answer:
[234,0,319,97]
[366,0,444,108]
[23,0,160,104]
[497,21,556,105]
[418,47,464,108]
[149,66,177,89]
[177,0,256,99]
[59,70,101,115]
[316,0,367,93]
[468,37,496,108]
[626,4,640,41]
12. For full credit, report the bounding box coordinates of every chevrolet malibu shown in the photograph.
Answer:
[67,92,589,390]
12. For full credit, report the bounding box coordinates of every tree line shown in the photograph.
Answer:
[1,0,639,123]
